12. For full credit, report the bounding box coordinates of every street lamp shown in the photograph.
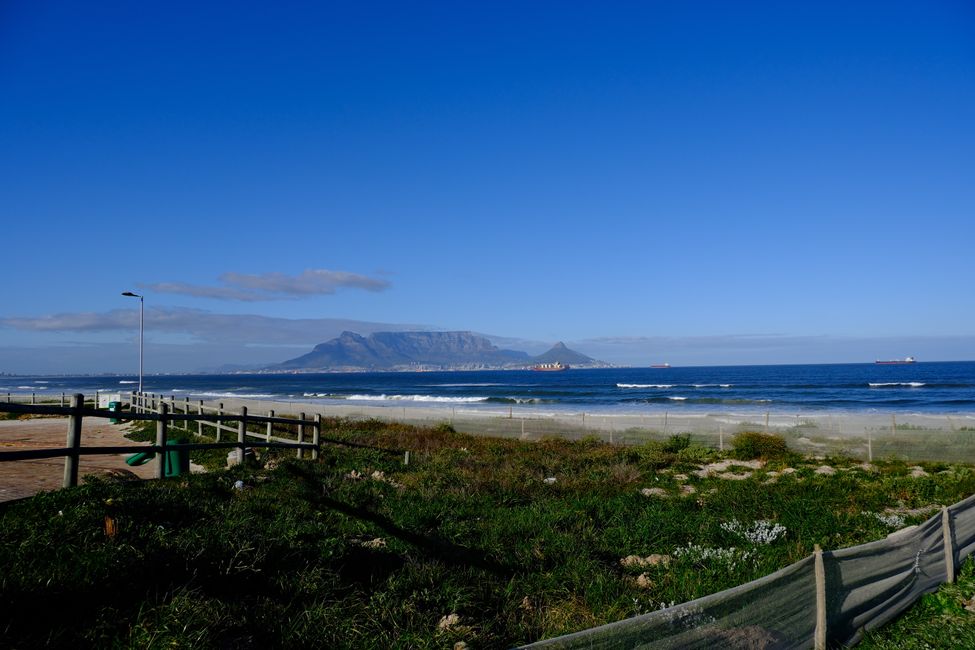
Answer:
[121,292,143,394]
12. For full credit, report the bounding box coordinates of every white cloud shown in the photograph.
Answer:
[0,308,426,345]
[142,268,390,301]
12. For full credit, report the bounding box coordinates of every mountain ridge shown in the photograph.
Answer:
[270,331,606,371]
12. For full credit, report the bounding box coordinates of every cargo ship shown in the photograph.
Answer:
[531,362,569,371]
[875,357,916,365]
[650,363,671,369]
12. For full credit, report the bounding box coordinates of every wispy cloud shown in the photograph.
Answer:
[0,308,425,345]
[142,269,390,301]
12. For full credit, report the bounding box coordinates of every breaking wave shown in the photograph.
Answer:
[868,382,926,388]
[346,394,489,403]
[617,383,674,389]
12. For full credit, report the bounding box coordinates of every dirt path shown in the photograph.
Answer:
[0,418,159,502]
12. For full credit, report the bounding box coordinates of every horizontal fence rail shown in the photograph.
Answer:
[0,393,321,488]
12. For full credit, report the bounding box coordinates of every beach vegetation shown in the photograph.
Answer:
[1,419,974,647]
[731,431,790,460]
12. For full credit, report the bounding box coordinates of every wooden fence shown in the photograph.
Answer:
[0,393,320,489]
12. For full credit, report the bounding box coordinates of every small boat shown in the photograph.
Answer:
[650,363,671,369]
[532,362,569,371]
[875,357,917,365]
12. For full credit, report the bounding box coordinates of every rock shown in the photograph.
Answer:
[716,472,752,480]
[672,474,689,482]
[620,554,671,568]
[635,573,654,589]
[679,484,697,496]
[438,613,462,631]
[543,477,557,484]
[86,468,140,482]
[814,465,836,476]
[640,487,668,498]
[909,466,929,478]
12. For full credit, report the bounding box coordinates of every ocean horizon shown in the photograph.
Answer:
[5,361,975,416]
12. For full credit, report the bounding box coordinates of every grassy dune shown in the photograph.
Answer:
[2,420,975,648]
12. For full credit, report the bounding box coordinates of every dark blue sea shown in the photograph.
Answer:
[4,361,975,415]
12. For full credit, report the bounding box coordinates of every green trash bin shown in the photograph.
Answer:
[125,447,189,477]
[108,401,122,424]
[164,448,190,477]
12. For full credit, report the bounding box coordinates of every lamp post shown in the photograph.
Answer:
[121,292,144,394]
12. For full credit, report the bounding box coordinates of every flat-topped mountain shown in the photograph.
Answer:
[270,331,606,371]
[273,331,529,371]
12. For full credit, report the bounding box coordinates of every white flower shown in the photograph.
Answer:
[867,512,906,528]
[720,519,787,545]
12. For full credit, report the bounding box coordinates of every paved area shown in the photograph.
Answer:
[0,418,157,502]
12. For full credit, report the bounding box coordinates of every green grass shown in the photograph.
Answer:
[859,558,975,649]
[2,420,975,648]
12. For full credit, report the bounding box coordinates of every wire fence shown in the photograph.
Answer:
[520,493,975,649]
[138,394,975,464]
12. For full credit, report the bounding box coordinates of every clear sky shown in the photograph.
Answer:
[1,1,973,372]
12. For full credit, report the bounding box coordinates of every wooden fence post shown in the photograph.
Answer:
[267,410,274,443]
[943,506,956,583]
[63,394,84,488]
[156,402,169,480]
[95,391,100,408]
[31,392,36,405]
[237,406,248,465]
[198,401,204,437]
[216,403,223,442]
[297,412,305,459]
[184,397,190,431]
[61,392,65,407]
[814,544,826,650]
[313,414,321,460]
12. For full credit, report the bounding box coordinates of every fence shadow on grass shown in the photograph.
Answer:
[282,462,514,578]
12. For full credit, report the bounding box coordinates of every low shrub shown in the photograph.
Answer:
[633,440,673,470]
[732,431,789,460]
[663,433,691,454]
[677,444,716,464]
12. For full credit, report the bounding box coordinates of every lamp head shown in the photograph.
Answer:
[121,292,141,298]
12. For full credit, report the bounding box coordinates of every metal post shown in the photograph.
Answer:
[61,392,65,407]
[63,394,84,488]
[95,390,100,408]
[313,414,321,460]
[156,402,168,480]
[297,412,306,459]
[237,406,248,466]
[31,392,36,405]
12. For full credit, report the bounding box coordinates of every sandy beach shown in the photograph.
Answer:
[0,418,157,502]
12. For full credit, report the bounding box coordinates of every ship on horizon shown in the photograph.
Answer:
[875,356,917,365]
[650,363,671,368]
[532,362,569,372]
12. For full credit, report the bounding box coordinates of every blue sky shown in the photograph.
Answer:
[1,1,973,372]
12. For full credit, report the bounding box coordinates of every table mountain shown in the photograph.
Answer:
[272,331,530,370]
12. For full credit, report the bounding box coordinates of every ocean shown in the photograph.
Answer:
[4,361,975,415]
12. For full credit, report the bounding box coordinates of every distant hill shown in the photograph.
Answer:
[532,342,599,366]
[270,331,607,371]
